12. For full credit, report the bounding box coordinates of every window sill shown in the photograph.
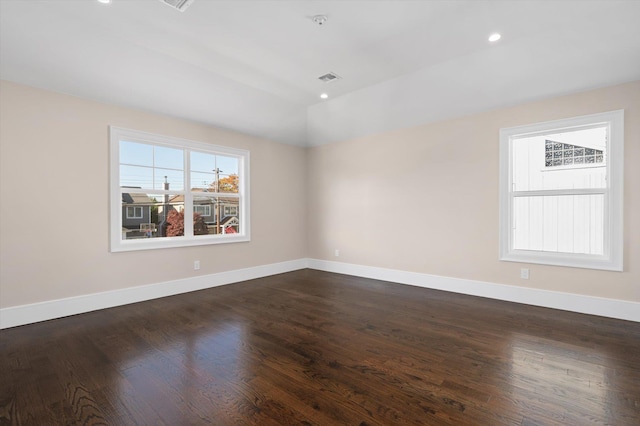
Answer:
[500,250,622,272]
[111,234,250,252]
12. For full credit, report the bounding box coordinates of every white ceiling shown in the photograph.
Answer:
[1,0,639,146]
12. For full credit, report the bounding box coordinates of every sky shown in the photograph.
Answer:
[120,140,239,191]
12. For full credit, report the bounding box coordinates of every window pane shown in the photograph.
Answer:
[190,152,239,193]
[512,126,607,191]
[154,145,183,170]
[221,197,240,235]
[216,155,239,176]
[513,194,604,255]
[217,155,240,194]
[120,142,184,190]
[190,151,215,173]
[192,195,240,236]
[120,165,153,189]
[120,141,152,166]
[121,193,182,240]
[192,194,217,235]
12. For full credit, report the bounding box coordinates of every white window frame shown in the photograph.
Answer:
[499,110,623,271]
[126,206,144,219]
[110,126,250,252]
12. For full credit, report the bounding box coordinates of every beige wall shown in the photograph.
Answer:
[307,80,639,302]
[0,80,307,308]
[1,79,638,311]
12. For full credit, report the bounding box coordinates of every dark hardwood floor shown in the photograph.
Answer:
[1,269,639,425]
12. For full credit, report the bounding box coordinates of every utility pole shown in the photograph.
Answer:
[163,176,169,220]
[213,168,222,234]
[159,176,170,237]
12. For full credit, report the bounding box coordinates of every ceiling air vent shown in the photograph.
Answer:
[318,72,341,83]
[158,0,194,12]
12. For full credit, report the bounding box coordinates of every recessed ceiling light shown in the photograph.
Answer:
[320,93,328,99]
[312,15,328,26]
[97,0,112,4]
[488,33,501,42]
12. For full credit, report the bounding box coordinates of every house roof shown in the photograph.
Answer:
[2,1,639,146]
[220,216,239,226]
[122,193,153,205]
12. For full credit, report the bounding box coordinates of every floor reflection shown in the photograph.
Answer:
[116,321,249,422]
[509,332,613,424]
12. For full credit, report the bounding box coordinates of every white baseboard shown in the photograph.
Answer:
[307,259,640,323]
[0,258,307,329]
[3,258,637,329]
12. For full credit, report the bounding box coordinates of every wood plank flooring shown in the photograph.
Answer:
[1,269,639,425]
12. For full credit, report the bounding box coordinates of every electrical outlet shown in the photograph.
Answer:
[194,260,200,270]
[334,249,340,257]
[520,268,529,279]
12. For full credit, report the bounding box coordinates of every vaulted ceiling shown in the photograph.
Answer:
[1,0,639,146]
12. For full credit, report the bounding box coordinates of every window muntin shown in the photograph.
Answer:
[499,111,623,271]
[110,127,250,252]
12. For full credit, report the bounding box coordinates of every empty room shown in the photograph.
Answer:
[1,0,639,424]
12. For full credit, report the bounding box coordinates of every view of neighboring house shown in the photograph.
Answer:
[121,186,239,239]
[121,190,154,239]
[167,192,240,235]
[511,127,607,255]
[219,215,239,234]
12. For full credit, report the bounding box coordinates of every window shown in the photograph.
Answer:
[126,206,143,219]
[194,205,211,217]
[110,127,250,252]
[224,205,238,216]
[499,110,623,271]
